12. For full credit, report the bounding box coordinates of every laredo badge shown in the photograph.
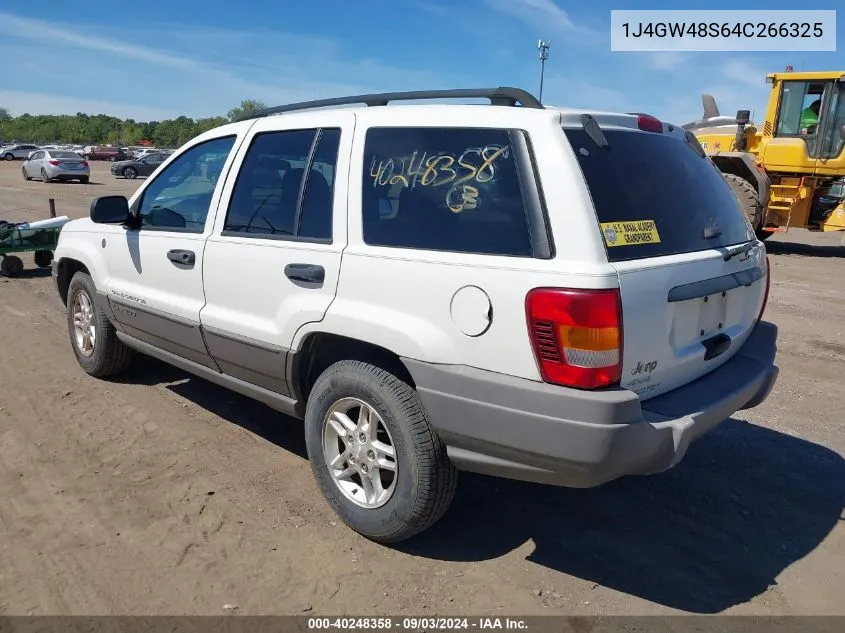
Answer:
[600,220,661,247]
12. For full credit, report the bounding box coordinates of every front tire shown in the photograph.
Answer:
[123,167,137,179]
[22,167,30,181]
[66,272,132,377]
[723,173,770,240]
[304,360,457,543]
[1,255,24,277]
[3,153,13,161]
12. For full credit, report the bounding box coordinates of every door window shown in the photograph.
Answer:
[136,135,235,232]
[820,82,845,158]
[223,128,340,242]
[775,80,826,137]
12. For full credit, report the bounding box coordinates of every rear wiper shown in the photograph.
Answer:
[580,114,609,149]
[722,240,757,261]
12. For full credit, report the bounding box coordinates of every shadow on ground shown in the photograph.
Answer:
[767,240,845,258]
[114,356,845,614]
[0,267,51,279]
[113,355,307,458]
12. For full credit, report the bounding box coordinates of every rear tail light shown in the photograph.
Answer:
[48,160,61,166]
[81,160,89,167]
[758,255,771,322]
[525,288,623,389]
[637,114,663,133]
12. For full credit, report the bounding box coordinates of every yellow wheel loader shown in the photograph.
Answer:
[684,70,845,241]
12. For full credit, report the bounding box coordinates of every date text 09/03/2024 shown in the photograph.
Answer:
[307,617,528,630]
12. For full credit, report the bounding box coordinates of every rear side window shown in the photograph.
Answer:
[564,128,754,262]
[362,127,533,256]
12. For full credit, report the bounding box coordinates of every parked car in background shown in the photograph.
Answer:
[23,149,90,183]
[110,152,168,179]
[2,144,39,160]
[132,147,161,160]
[84,146,127,162]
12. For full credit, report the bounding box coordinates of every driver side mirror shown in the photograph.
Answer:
[90,196,130,224]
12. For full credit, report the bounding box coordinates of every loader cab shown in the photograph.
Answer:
[770,73,845,160]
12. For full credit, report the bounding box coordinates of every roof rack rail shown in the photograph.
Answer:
[238,87,544,122]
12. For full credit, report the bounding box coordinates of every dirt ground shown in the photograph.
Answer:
[0,162,843,616]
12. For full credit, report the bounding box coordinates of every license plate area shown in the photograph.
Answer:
[669,290,730,351]
[698,291,728,337]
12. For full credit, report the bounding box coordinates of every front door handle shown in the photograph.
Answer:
[167,249,195,266]
[284,263,325,285]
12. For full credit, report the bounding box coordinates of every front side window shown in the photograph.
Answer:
[361,127,533,256]
[136,135,235,231]
[223,128,339,241]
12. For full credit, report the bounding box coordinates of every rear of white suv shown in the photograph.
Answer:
[392,109,777,492]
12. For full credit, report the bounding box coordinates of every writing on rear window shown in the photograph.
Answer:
[361,127,533,256]
[368,144,510,214]
[600,220,661,247]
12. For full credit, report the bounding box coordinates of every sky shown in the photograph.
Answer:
[0,0,842,126]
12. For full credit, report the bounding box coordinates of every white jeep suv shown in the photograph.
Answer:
[52,87,779,543]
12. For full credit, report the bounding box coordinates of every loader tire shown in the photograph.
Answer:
[723,173,770,240]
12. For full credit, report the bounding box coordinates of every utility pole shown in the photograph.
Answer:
[537,39,551,103]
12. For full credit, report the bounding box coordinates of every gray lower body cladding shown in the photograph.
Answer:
[401,321,779,488]
[57,268,778,489]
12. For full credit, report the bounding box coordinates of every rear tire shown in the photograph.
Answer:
[34,249,53,268]
[40,168,50,183]
[79,176,89,184]
[66,272,132,378]
[123,167,137,179]
[3,153,13,161]
[304,360,458,543]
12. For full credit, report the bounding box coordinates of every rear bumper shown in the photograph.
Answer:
[45,167,89,179]
[401,320,779,488]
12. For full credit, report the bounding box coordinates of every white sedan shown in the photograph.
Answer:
[22,149,90,183]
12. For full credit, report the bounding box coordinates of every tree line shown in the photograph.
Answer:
[0,100,267,147]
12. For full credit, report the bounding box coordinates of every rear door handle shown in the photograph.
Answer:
[167,249,195,266]
[284,263,325,285]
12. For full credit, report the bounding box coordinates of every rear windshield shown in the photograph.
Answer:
[564,127,754,262]
[51,151,80,159]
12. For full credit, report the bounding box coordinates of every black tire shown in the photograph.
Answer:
[109,155,117,162]
[123,167,137,179]
[34,249,53,268]
[22,167,30,181]
[723,173,764,232]
[66,272,132,378]
[0,255,24,277]
[3,153,13,161]
[304,360,458,543]
[79,176,89,184]
[40,168,50,183]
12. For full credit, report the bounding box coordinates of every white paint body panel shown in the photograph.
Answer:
[54,103,768,402]
[200,111,356,349]
[104,125,249,323]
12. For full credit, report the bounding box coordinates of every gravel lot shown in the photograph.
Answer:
[0,161,843,615]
